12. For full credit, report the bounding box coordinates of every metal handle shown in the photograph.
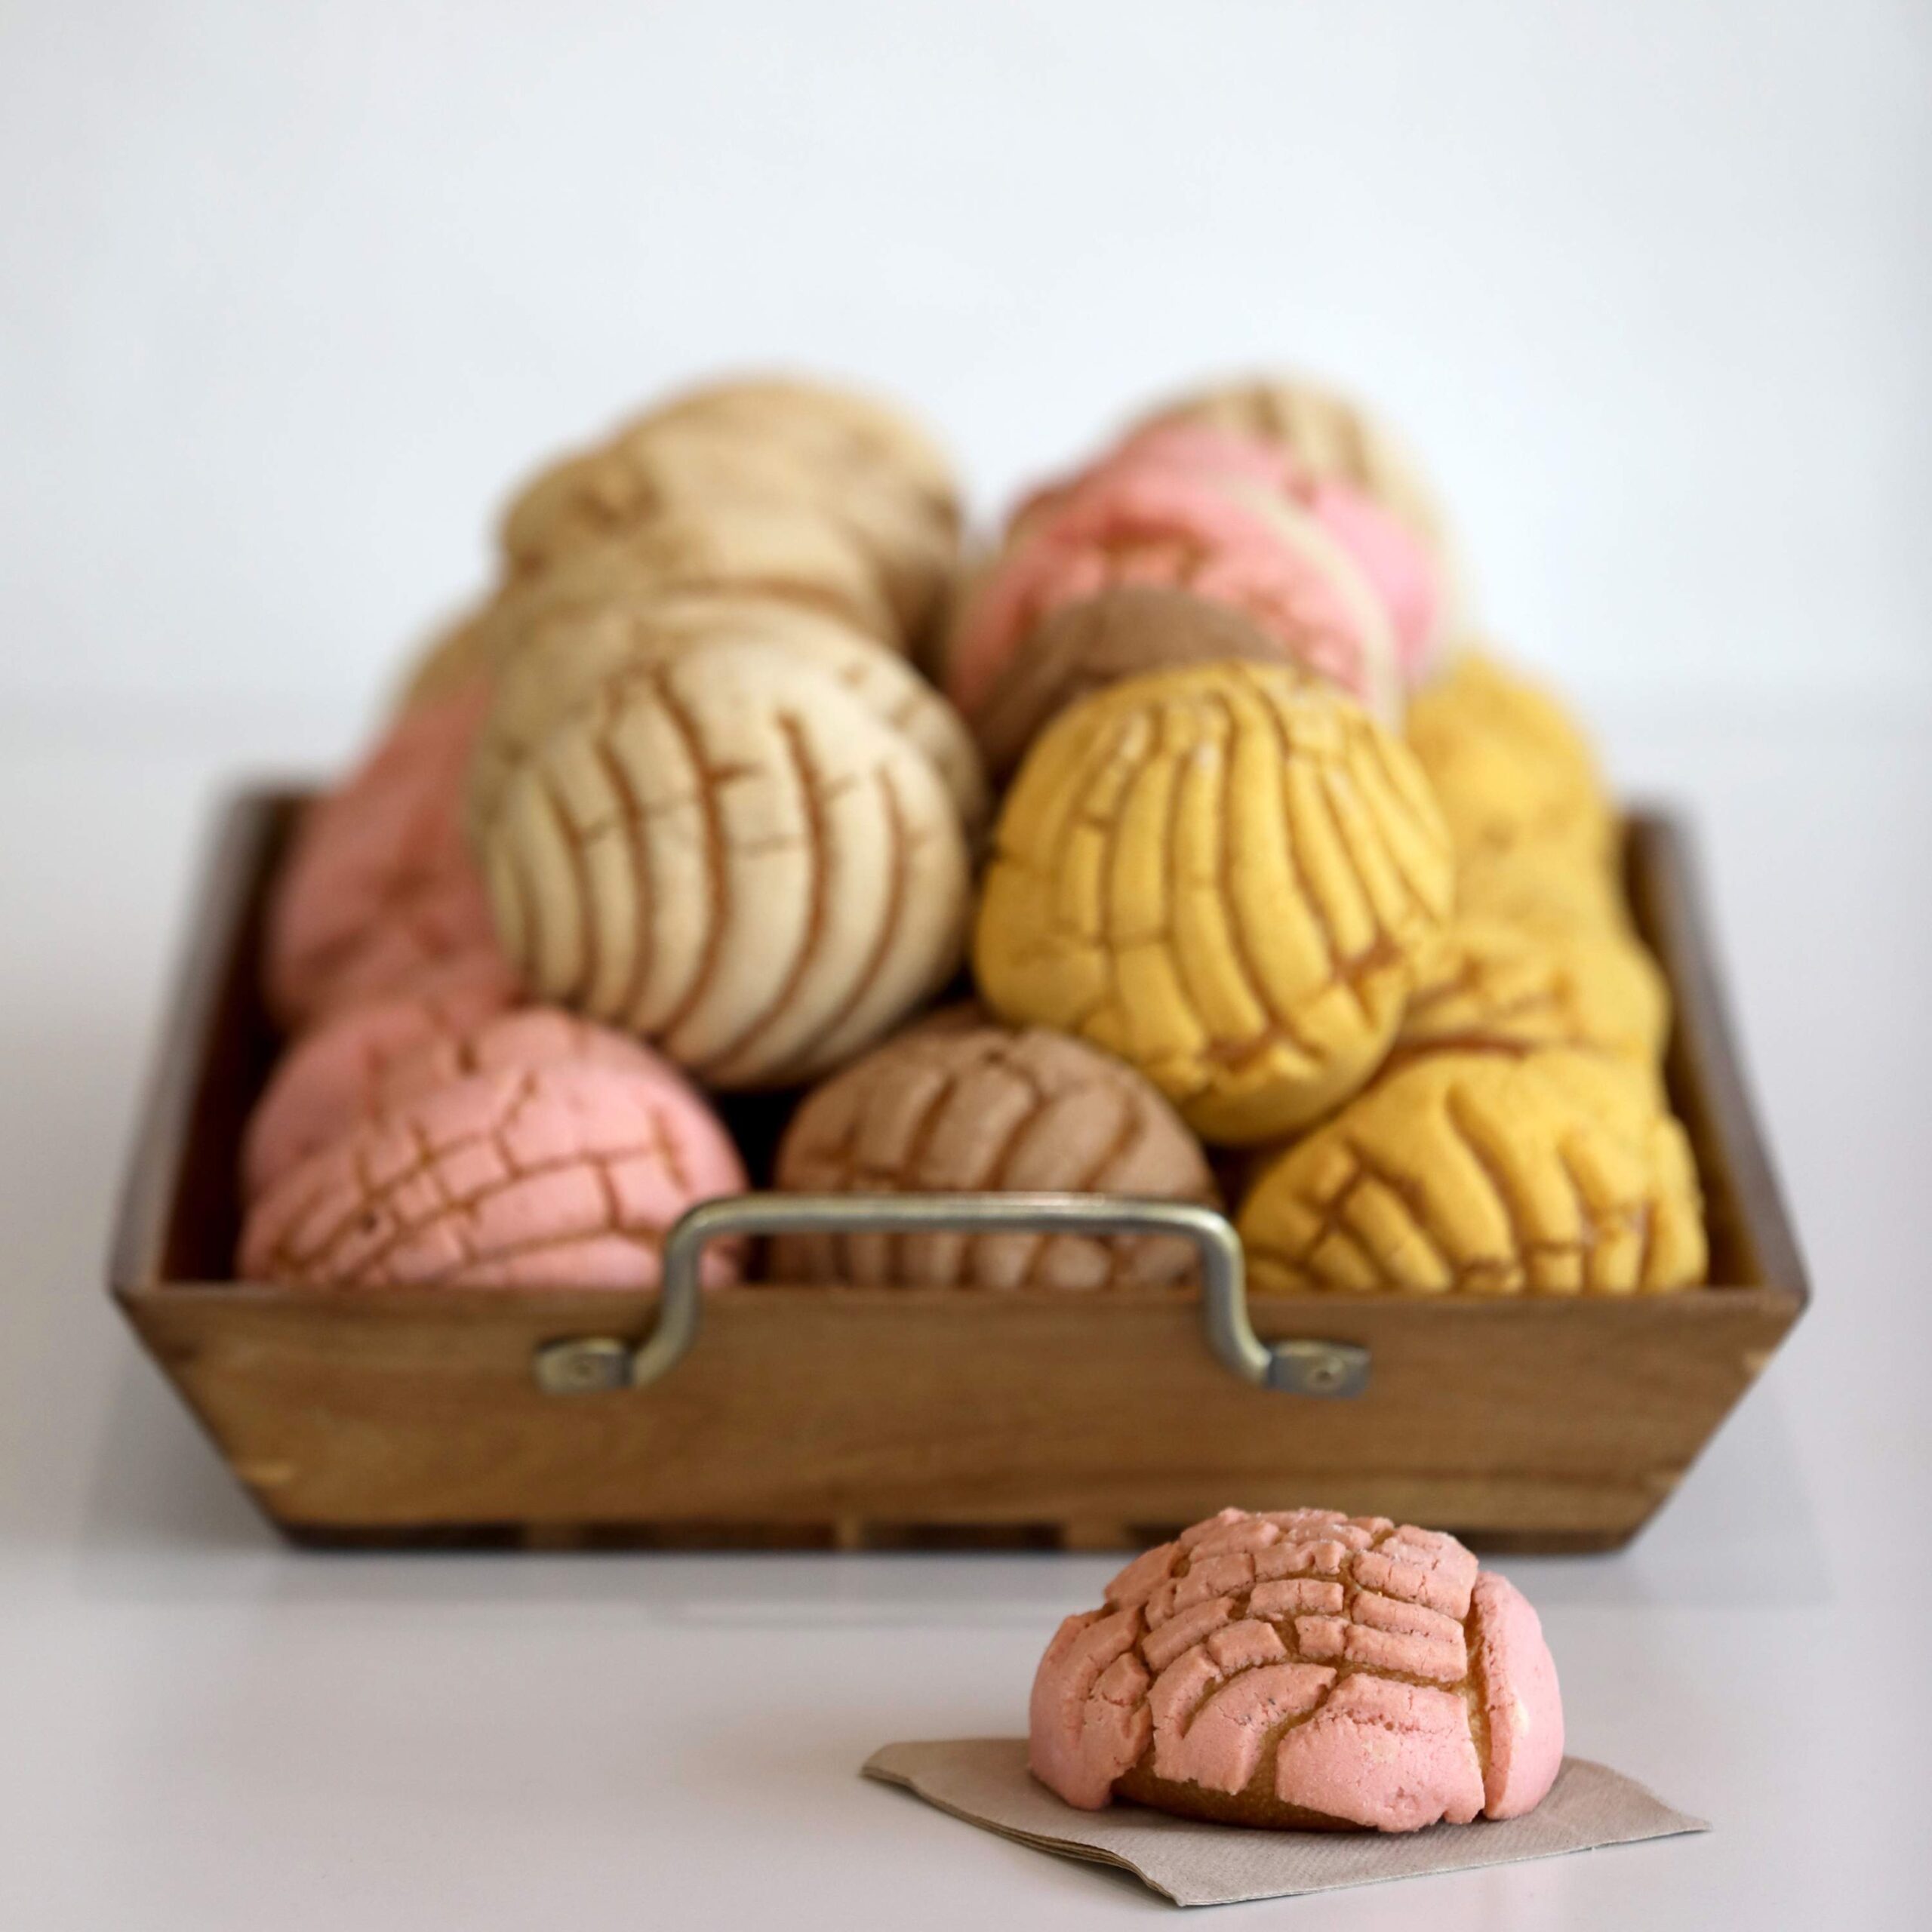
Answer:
[533,1192,1367,1399]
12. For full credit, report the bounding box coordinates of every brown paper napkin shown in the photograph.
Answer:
[863,1738,1706,1908]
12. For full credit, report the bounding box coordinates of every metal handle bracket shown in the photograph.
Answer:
[533,1192,1368,1399]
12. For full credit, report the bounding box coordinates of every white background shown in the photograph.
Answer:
[2,0,1929,748]
[2,8,1930,1930]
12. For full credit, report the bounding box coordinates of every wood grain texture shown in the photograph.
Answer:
[110,795,1807,1552]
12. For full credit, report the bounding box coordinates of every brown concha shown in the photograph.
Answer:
[773,1021,1219,1288]
[971,586,1297,781]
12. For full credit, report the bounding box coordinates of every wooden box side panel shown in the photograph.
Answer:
[1626,814,1807,1299]
[112,789,292,1295]
[110,797,1808,1550]
[124,1281,1801,1543]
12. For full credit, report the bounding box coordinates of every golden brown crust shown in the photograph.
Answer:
[1112,1762,1359,1832]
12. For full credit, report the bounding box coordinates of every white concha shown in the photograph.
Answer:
[498,374,963,650]
[474,641,972,1088]
[469,587,987,839]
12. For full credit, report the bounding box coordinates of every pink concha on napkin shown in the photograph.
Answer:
[1029,1507,1563,1833]
[263,685,503,1026]
[238,1050,746,1290]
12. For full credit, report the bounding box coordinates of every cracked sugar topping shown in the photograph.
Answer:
[475,643,971,1089]
[238,1051,745,1291]
[974,660,1453,1145]
[1029,1506,1563,1833]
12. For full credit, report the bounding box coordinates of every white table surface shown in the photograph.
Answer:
[1,696,1927,1930]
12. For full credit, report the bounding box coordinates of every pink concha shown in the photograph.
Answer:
[263,685,497,1026]
[1008,423,1299,540]
[242,999,681,1203]
[1026,1506,1564,1833]
[951,467,1291,715]
[293,867,503,1023]
[1017,426,1442,688]
[238,1055,746,1291]
[372,1007,698,1113]
[1027,1608,1153,1811]
[950,466,1400,723]
[1471,1571,1565,1818]
[1293,478,1443,682]
[242,969,523,1199]
[1118,428,1443,680]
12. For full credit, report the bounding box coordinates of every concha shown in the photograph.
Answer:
[1029,1506,1563,1832]
[1404,651,1614,866]
[1398,915,1669,1066]
[467,587,986,838]
[948,465,1401,723]
[238,1054,746,1291]
[242,968,521,1198]
[503,414,957,645]
[1237,1049,1706,1295]
[473,641,972,1087]
[971,586,1294,783]
[773,1020,1217,1288]
[500,374,960,646]
[262,685,503,1027]
[637,374,960,530]
[974,662,1454,1143]
[243,1004,685,1201]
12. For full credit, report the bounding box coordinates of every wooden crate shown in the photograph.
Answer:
[109,791,1807,1552]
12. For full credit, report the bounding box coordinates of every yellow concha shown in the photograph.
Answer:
[1453,839,1631,940]
[974,660,1454,1143]
[1238,1048,1706,1297]
[1405,650,1614,866]
[1398,914,1670,1067]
